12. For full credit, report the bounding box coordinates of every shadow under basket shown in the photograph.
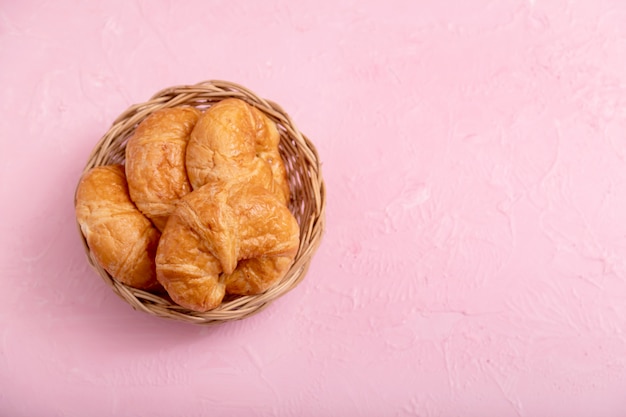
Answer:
[75,80,326,325]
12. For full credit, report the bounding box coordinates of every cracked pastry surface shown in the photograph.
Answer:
[75,165,161,290]
[125,106,201,231]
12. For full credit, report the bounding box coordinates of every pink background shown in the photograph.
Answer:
[2,0,626,415]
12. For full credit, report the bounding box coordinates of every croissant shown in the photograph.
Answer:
[125,106,201,231]
[75,165,161,290]
[155,179,300,312]
[186,98,290,205]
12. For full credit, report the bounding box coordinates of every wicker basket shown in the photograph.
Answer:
[75,80,325,325]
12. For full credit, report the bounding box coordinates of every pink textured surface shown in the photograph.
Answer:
[2,0,626,415]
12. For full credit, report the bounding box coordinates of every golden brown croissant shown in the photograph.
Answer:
[186,98,290,205]
[125,106,201,231]
[75,165,161,290]
[155,179,300,312]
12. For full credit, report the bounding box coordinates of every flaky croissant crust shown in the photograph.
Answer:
[125,106,201,231]
[156,179,300,312]
[75,165,161,290]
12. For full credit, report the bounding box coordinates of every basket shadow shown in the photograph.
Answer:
[37,80,325,342]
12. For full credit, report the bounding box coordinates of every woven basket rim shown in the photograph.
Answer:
[75,80,326,325]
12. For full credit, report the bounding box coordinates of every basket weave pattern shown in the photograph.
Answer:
[76,80,325,324]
